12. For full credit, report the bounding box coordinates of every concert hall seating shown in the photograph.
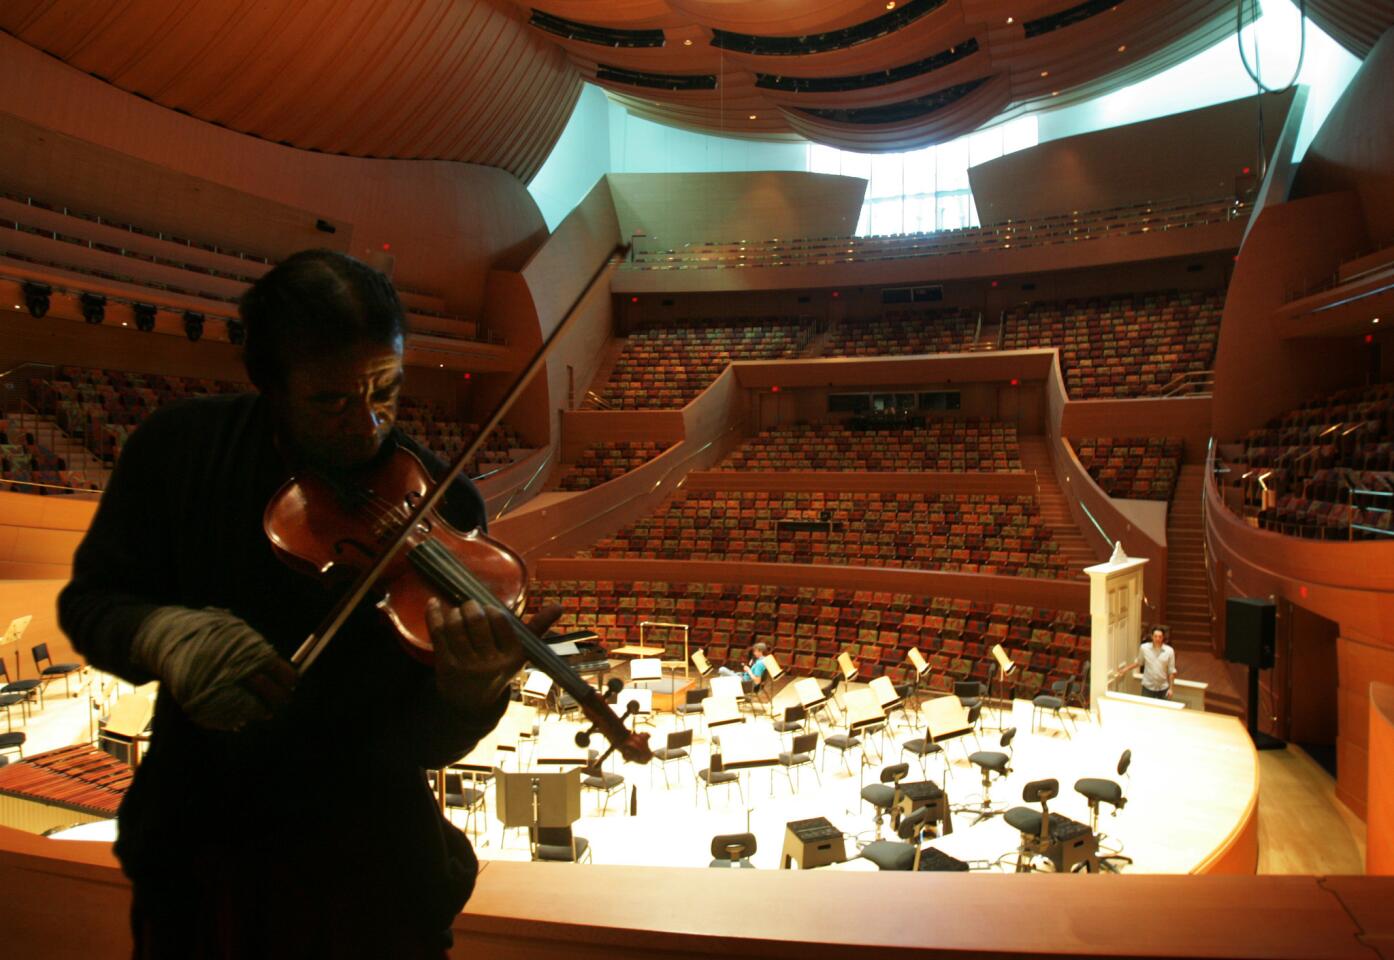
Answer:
[19,367,522,491]
[1217,381,1394,540]
[719,420,1021,472]
[584,490,1073,578]
[1000,289,1223,399]
[1071,437,1183,501]
[824,307,979,357]
[592,318,811,409]
[558,441,667,491]
[0,188,488,341]
[394,397,529,478]
[29,366,245,465]
[526,578,1089,690]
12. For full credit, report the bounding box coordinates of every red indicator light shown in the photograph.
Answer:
[771,385,781,393]
[381,242,391,251]
[831,291,840,298]
[1241,167,1251,175]
[1010,378,1020,386]
[463,372,472,380]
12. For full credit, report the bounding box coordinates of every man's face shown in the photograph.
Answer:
[270,337,404,472]
[1151,630,1166,647]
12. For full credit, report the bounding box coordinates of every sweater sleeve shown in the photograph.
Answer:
[58,407,184,684]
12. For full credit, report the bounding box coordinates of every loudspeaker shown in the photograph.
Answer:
[1225,598,1275,668]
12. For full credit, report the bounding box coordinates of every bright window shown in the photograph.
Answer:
[807,115,1038,236]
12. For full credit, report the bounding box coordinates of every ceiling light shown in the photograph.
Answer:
[1118,44,1127,52]
[1375,318,1382,324]
[1006,16,1014,24]
[1052,90,1060,96]
[886,0,896,8]
[749,114,757,120]
[683,39,692,46]
[1040,70,1049,77]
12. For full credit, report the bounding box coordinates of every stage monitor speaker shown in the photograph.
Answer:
[1225,597,1275,669]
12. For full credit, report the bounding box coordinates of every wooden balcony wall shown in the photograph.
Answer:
[611,217,1246,295]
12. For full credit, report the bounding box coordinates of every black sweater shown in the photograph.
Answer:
[58,393,502,937]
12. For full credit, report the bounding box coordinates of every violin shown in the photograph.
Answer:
[263,444,652,765]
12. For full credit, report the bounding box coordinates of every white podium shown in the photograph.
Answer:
[1085,543,1149,724]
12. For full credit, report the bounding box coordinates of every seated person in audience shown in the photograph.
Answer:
[59,249,560,959]
[1118,626,1178,699]
[719,641,770,684]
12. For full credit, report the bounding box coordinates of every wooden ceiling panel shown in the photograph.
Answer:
[3,0,1350,170]
[0,0,580,181]
[515,0,1268,151]
[1304,0,1394,58]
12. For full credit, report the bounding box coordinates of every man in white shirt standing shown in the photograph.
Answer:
[1122,626,1178,699]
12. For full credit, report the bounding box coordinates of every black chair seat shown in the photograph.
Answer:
[916,847,971,872]
[583,772,624,790]
[861,784,895,808]
[699,769,739,786]
[772,720,803,733]
[675,704,703,715]
[860,840,917,871]
[536,837,589,862]
[445,788,484,809]
[652,747,689,762]
[0,732,25,750]
[1004,807,1093,842]
[2,680,40,695]
[958,697,982,710]
[1074,777,1124,806]
[825,734,859,750]
[1033,694,1065,710]
[42,663,80,675]
[969,750,1010,774]
[0,692,26,707]
[901,738,942,757]
[777,751,811,766]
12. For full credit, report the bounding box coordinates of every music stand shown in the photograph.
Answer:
[615,687,653,730]
[841,689,888,787]
[702,695,744,733]
[1,615,32,686]
[716,724,782,828]
[495,767,584,860]
[709,674,745,704]
[906,648,930,714]
[628,658,663,689]
[794,676,832,734]
[991,643,1016,730]
[922,694,975,766]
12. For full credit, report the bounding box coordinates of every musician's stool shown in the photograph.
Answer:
[781,817,846,870]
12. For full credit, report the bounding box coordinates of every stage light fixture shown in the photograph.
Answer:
[226,318,245,345]
[22,281,51,319]
[133,302,157,332]
[80,293,106,325]
[184,311,205,342]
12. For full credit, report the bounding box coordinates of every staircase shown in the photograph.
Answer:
[581,338,627,409]
[4,410,111,488]
[1166,466,1211,652]
[1017,437,1099,577]
[1166,465,1244,717]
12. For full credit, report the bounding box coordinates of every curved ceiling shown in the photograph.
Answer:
[1303,0,1394,58]
[516,0,1259,151]
[0,0,582,182]
[3,0,1388,176]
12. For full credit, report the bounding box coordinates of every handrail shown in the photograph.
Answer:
[528,424,745,556]
[1160,370,1216,398]
[492,449,555,521]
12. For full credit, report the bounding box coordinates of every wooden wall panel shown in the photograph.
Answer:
[972,91,1294,224]
[0,35,547,319]
[1209,192,1373,443]
[1371,681,1394,874]
[1294,27,1394,247]
[607,173,866,247]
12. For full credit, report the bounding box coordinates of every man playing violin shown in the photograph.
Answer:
[59,250,556,959]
